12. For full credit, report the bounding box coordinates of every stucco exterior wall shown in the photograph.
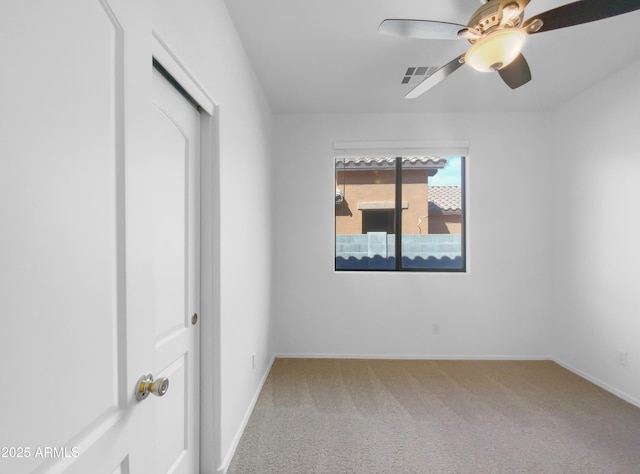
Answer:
[429,215,462,234]
[335,169,430,234]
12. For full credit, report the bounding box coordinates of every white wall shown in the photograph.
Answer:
[273,112,553,358]
[550,58,640,405]
[152,1,275,472]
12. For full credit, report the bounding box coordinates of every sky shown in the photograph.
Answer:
[428,156,462,186]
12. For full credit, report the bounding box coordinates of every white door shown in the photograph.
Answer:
[0,1,199,473]
[150,66,201,474]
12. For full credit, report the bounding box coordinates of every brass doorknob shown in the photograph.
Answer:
[135,374,169,401]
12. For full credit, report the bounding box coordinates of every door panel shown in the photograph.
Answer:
[151,67,201,474]
[0,1,157,473]
[1,1,132,472]
[151,107,187,340]
[156,355,187,472]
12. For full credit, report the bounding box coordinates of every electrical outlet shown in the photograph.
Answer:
[432,323,440,335]
[616,351,628,367]
[252,353,256,370]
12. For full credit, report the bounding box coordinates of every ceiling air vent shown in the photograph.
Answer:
[401,66,439,85]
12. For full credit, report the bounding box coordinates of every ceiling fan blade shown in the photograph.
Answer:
[379,19,466,40]
[406,55,465,99]
[498,54,531,89]
[524,0,640,34]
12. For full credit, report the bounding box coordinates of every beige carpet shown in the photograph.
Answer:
[227,359,640,473]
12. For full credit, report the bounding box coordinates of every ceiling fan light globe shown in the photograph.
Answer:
[465,28,527,72]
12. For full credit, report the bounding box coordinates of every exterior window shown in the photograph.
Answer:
[362,210,395,234]
[335,156,465,272]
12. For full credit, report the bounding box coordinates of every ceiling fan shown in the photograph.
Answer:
[379,0,640,98]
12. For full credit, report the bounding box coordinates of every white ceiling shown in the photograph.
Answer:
[224,0,640,114]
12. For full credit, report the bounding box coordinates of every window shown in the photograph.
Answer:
[362,210,395,234]
[335,156,465,272]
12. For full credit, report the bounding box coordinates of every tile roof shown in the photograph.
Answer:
[336,156,447,170]
[428,186,462,212]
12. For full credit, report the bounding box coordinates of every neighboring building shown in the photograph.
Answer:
[335,156,461,236]
[427,185,463,234]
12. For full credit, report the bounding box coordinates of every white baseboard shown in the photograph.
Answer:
[275,353,550,361]
[551,357,640,409]
[217,354,276,474]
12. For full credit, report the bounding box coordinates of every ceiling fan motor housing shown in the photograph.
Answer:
[467,0,528,38]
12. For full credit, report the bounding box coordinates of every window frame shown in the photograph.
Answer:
[334,155,466,273]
